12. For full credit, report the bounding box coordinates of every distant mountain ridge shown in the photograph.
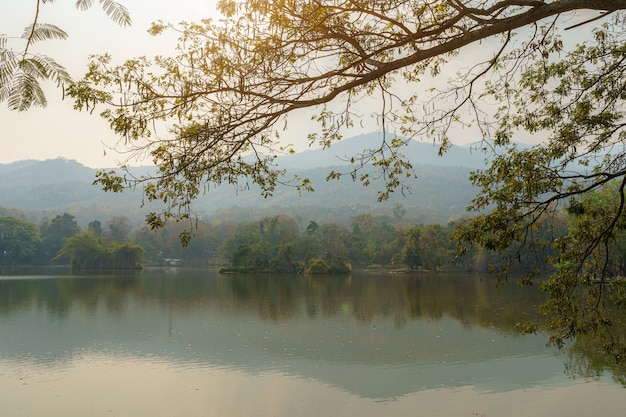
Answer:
[0,133,486,226]
[0,158,96,186]
[275,133,488,171]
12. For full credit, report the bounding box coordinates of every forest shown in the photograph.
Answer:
[0,208,496,273]
[0,151,483,272]
[3,0,626,383]
[0,200,588,274]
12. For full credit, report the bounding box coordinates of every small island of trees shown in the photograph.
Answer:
[54,231,143,270]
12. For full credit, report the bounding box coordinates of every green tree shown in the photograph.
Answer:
[107,215,132,242]
[350,214,399,265]
[67,0,626,356]
[400,227,421,270]
[40,213,80,262]
[292,221,322,264]
[451,21,626,356]
[70,1,626,225]
[419,224,453,270]
[262,215,300,246]
[319,222,352,271]
[532,184,626,355]
[54,231,102,268]
[0,217,41,265]
[230,241,274,271]
[55,230,143,269]
[305,220,319,236]
[350,214,374,264]
[219,222,263,262]
[88,220,103,237]
[0,0,130,110]
[219,215,301,272]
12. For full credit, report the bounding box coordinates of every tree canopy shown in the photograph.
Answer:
[0,217,41,264]
[55,230,144,270]
[47,0,626,360]
[70,0,626,214]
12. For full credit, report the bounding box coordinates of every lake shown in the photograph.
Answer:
[1,268,625,417]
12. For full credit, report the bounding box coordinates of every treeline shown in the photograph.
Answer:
[217,214,460,273]
[0,213,142,270]
[0,207,562,273]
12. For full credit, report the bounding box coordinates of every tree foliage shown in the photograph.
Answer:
[0,217,41,264]
[70,0,624,224]
[65,0,626,358]
[55,230,144,270]
[0,0,130,110]
[452,18,626,359]
[40,212,81,262]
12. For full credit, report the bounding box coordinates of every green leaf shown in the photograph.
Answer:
[7,72,47,111]
[0,52,18,89]
[98,0,132,27]
[74,0,95,11]
[21,23,68,43]
[34,54,72,85]
[75,0,131,26]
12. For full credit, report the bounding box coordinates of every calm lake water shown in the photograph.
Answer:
[1,268,625,417]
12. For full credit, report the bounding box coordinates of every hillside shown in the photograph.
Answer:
[275,133,488,171]
[0,133,483,226]
[0,158,154,225]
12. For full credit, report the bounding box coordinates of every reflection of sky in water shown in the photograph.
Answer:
[0,271,625,416]
[1,353,625,417]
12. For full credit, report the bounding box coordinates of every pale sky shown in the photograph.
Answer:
[0,1,598,168]
[0,0,494,169]
[1,0,377,168]
[0,0,223,168]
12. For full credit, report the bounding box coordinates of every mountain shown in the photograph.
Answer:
[0,133,484,226]
[0,158,99,209]
[0,158,95,186]
[196,163,474,220]
[0,158,155,225]
[275,133,488,171]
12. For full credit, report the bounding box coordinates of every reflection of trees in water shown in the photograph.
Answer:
[297,273,546,334]
[2,269,626,383]
[563,309,626,387]
[0,272,143,319]
[229,274,299,321]
[0,270,545,329]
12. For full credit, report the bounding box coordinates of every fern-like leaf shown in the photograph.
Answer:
[0,54,72,110]
[0,50,17,103]
[0,52,18,87]
[2,0,129,110]
[27,54,73,86]
[22,23,68,43]
[8,72,47,111]
[18,58,47,80]
[0,70,14,103]
[74,0,95,11]
[75,0,131,26]
[99,0,132,26]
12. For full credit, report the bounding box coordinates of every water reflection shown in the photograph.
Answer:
[0,269,625,416]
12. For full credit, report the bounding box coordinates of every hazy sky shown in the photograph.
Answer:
[1,0,492,169]
[1,0,222,168]
[1,0,376,168]
[1,1,598,168]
